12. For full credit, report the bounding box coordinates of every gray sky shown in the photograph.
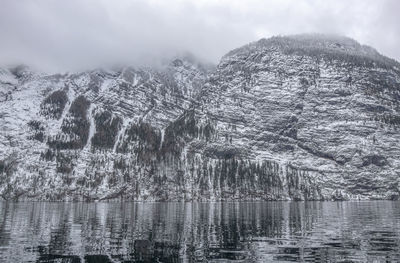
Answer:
[0,0,399,72]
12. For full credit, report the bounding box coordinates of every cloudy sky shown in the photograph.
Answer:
[0,0,399,71]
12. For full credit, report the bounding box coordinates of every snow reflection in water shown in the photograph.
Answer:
[0,201,399,262]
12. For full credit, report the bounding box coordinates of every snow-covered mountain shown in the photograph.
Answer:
[1,34,400,201]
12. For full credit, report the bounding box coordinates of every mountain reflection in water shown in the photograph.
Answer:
[0,201,399,262]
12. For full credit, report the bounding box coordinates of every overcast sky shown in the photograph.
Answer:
[0,0,399,72]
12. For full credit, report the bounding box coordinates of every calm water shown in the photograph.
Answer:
[0,201,399,262]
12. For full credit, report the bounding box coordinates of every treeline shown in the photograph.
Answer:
[117,109,215,163]
[264,35,399,70]
[161,110,215,158]
[373,113,400,126]
[27,120,45,142]
[40,89,68,119]
[91,111,122,149]
[117,122,161,164]
[48,95,90,150]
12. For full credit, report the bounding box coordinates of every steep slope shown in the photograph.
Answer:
[1,34,400,201]
[201,34,400,200]
[0,59,212,200]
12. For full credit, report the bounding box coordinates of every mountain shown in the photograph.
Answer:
[1,34,400,201]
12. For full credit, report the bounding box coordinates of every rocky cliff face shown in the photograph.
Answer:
[1,34,400,201]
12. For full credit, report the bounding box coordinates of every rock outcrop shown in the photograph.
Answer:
[1,34,400,201]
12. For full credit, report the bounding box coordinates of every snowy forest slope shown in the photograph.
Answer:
[1,34,400,201]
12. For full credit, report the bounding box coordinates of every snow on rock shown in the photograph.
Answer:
[1,34,400,201]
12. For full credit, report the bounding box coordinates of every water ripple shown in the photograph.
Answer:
[0,201,399,262]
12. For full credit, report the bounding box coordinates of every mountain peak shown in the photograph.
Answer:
[224,34,399,70]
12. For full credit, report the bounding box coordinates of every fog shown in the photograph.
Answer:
[0,0,399,72]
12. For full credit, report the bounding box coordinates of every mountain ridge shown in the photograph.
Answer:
[1,34,400,201]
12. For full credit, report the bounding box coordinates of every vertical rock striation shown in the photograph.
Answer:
[1,34,400,200]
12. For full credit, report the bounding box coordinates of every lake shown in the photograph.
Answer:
[0,201,399,262]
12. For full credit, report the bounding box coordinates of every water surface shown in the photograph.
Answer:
[0,201,399,262]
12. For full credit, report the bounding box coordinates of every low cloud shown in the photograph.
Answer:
[0,0,398,72]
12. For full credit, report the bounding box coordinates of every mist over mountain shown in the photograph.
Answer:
[1,0,400,72]
[1,34,400,201]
